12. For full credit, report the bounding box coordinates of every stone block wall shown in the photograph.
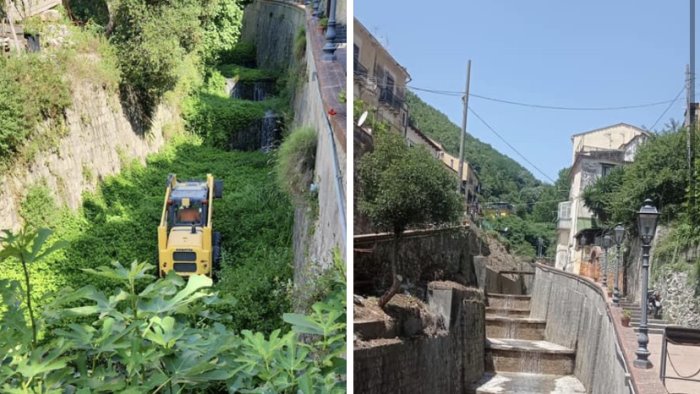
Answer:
[531,265,631,393]
[0,79,172,232]
[354,283,485,394]
[354,227,487,297]
[241,1,346,305]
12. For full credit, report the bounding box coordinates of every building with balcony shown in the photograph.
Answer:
[555,123,650,273]
[353,18,409,135]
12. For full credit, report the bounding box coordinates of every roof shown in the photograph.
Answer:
[354,18,410,81]
[409,125,443,151]
[171,182,208,201]
[571,123,651,139]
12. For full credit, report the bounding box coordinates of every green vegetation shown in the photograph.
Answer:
[583,130,687,227]
[183,94,273,149]
[218,64,279,81]
[0,240,346,392]
[276,127,318,199]
[294,27,307,61]
[357,129,461,307]
[8,136,293,333]
[219,41,257,67]
[406,91,541,201]
[0,55,71,158]
[405,90,570,257]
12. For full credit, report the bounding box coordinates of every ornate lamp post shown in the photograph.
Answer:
[613,224,625,306]
[322,0,337,61]
[313,0,320,17]
[634,199,660,369]
[602,234,612,290]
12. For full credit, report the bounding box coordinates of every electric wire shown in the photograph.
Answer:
[648,85,687,131]
[468,107,557,183]
[409,85,680,111]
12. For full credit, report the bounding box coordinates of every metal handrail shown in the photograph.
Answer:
[660,326,700,388]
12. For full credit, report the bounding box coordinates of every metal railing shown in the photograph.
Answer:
[660,326,700,388]
[378,87,404,111]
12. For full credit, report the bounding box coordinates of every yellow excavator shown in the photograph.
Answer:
[157,174,222,278]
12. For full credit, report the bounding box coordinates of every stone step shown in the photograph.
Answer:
[486,315,545,340]
[470,372,586,394]
[633,327,665,335]
[630,318,668,325]
[487,293,531,310]
[485,307,530,317]
[485,338,575,375]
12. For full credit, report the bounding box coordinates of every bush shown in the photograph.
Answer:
[0,55,71,158]
[219,41,257,67]
[218,64,279,81]
[276,127,317,198]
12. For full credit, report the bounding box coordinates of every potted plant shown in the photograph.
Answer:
[319,17,329,33]
[621,310,631,327]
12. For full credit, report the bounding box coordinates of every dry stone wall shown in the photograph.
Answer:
[656,266,700,328]
[0,80,173,231]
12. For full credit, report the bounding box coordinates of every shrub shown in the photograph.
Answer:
[0,55,71,158]
[294,27,306,61]
[219,41,257,67]
[218,64,279,81]
[276,127,317,198]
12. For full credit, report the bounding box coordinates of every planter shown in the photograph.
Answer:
[621,315,631,327]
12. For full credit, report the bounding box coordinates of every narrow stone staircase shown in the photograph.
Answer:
[470,293,586,393]
[620,301,670,335]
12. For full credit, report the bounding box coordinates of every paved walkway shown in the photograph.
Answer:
[604,285,700,394]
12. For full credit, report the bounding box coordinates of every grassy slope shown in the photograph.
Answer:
[11,135,293,333]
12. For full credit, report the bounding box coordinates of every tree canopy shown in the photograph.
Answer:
[357,129,461,235]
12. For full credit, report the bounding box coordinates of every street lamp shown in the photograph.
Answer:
[322,0,338,61]
[612,224,625,306]
[634,199,660,369]
[602,234,612,290]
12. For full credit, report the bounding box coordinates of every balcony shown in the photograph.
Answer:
[378,87,404,112]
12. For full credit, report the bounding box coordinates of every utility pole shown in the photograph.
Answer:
[457,60,472,194]
[689,0,697,224]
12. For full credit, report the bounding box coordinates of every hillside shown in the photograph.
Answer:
[406,90,541,201]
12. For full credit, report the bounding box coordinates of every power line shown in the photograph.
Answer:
[409,86,679,111]
[647,85,686,131]
[468,107,557,183]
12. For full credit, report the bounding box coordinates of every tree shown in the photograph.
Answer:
[357,129,461,307]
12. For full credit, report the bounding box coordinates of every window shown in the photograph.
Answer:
[353,44,359,70]
[558,201,571,220]
[601,163,615,177]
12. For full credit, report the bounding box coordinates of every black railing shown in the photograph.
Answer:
[354,62,368,78]
[378,87,403,111]
[660,326,700,387]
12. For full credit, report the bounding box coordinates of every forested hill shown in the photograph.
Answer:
[405,90,542,200]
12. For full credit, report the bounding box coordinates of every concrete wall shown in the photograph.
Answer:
[241,1,346,304]
[241,0,306,70]
[354,283,485,394]
[354,227,487,297]
[531,264,631,394]
[0,78,172,232]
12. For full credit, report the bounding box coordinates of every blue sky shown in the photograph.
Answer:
[355,1,691,183]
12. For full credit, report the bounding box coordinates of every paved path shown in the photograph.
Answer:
[604,286,700,394]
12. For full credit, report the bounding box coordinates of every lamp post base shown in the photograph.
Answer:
[633,358,652,369]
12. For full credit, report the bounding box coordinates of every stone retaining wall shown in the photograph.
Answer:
[531,264,632,394]
[354,283,485,394]
[354,227,488,297]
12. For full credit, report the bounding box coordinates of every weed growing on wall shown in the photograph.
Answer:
[276,127,317,199]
